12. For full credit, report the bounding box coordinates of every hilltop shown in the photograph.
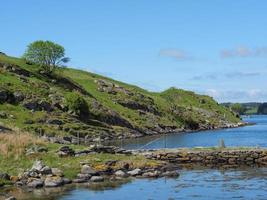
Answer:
[0,54,240,143]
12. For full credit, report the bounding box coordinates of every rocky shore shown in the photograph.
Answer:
[0,145,178,200]
[2,145,267,200]
[40,121,249,146]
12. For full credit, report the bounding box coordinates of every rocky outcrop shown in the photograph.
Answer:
[23,99,53,112]
[0,62,31,77]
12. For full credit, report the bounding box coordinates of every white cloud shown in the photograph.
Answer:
[221,46,267,58]
[203,89,267,102]
[159,48,191,61]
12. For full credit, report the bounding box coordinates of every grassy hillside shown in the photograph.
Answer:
[0,54,240,143]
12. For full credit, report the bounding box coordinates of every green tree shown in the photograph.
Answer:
[230,103,246,115]
[257,103,267,114]
[23,40,69,74]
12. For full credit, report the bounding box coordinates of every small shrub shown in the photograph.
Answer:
[65,92,89,116]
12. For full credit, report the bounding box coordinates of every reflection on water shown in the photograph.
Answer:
[4,167,267,200]
[58,168,267,200]
[4,115,267,200]
[111,115,267,149]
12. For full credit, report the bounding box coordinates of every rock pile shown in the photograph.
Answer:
[147,149,267,167]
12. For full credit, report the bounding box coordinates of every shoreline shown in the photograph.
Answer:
[1,145,267,200]
[43,121,252,147]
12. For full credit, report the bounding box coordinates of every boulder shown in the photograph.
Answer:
[127,168,142,176]
[0,90,8,103]
[23,100,53,112]
[0,173,10,180]
[62,178,72,184]
[27,178,44,188]
[162,171,179,178]
[77,173,91,181]
[0,111,7,119]
[5,196,17,200]
[44,176,64,187]
[81,165,96,175]
[72,178,88,183]
[39,166,52,175]
[90,176,104,182]
[51,168,64,177]
[57,146,75,157]
[13,91,25,102]
[114,170,127,178]
[31,160,45,171]
[142,171,161,178]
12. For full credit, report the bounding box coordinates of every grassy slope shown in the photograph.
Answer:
[0,54,240,140]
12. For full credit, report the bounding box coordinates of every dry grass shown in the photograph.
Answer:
[0,128,45,159]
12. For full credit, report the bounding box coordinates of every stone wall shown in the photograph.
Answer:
[145,149,267,167]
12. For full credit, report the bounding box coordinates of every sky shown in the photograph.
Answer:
[1,0,267,103]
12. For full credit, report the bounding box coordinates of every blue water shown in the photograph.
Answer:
[121,115,267,149]
[59,168,267,200]
[12,115,267,200]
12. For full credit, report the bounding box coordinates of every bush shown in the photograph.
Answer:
[65,93,89,116]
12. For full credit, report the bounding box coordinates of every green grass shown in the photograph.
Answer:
[0,54,240,139]
[0,142,160,179]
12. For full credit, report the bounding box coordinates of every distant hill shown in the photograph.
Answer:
[221,102,263,115]
[0,54,240,143]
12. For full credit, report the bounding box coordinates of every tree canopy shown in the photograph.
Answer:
[257,103,267,114]
[23,40,69,74]
[230,103,246,115]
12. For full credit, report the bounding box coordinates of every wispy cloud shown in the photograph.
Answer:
[159,48,192,61]
[221,46,267,58]
[191,71,261,81]
[191,74,218,80]
[203,89,267,102]
[224,71,261,78]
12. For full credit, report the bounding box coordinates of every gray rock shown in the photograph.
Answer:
[0,173,10,180]
[114,170,127,177]
[5,196,16,200]
[62,178,72,184]
[81,165,96,175]
[31,160,45,171]
[77,173,91,180]
[51,168,64,177]
[40,166,52,175]
[0,111,7,119]
[44,176,64,187]
[27,178,44,188]
[13,91,25,102]
[58,146,75,157]
[142,171,161,178]
[90,176,104,182]
[127,168,142,176]
[72,178,87,183]
[162,171,179,178]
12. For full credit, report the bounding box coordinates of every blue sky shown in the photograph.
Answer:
[1,0,267,102]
